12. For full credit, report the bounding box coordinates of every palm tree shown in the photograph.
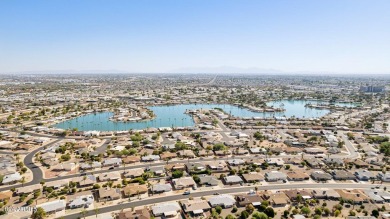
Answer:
[20,176,26,186]
[80,208,88,219]
[94,206,99,218]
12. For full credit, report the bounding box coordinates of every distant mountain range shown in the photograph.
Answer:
[168,66,283,74]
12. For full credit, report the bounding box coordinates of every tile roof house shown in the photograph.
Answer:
[265,171,287,182]
[242,173,265,182]
[268,193,290,207]
[185,162,206,173]
[311,189,341,200]
[284,190,312,201]
[75,174,97,187]
[172,177,196,189]
[224,175,243,185]
[98,171,121,182]
[311,171,333,181]
[117,207,151,219]
[332,170,356,180]
[236,194,263,207]
[286,171,310,181]
[198,175,219,186]
[181,199,211,215]
[52,162,76,171]
[122,156,141,164]
[98,188,121,201]
[15,184,41,195]
[151,183,172,193]
[123,184,148,197]
[123,168,144,178]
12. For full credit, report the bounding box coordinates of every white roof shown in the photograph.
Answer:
[152,202,180,215]
[36,200,66,212]
[2,172,22,184]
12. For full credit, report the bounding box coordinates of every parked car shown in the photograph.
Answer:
[183,190,191,195]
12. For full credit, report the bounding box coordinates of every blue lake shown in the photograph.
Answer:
[54,101,355,131]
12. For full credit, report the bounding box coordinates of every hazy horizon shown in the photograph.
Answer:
[1,0,389,74]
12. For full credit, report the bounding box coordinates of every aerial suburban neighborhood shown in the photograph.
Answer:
[1,0,390,218]
[0,74,389,219]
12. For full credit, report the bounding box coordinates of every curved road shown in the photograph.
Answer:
[59,183,380,219]
[0,138,63,191]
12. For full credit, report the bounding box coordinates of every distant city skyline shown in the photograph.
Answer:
[1,0,389,74]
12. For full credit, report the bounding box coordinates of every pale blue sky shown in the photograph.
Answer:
[0,0,389,73]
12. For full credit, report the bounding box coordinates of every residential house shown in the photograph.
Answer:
[224,175,243,185]
[265,171,287,182]
[15,184,41,195]
[160,152,177,160]
[236,194,263,207]
[1,172,22,185]
[332,170,356,181]
[355,170,375,181]
[151,184,172,193]
[227,159,245,166]
[185,162,206,173]
[122,156,141,164]
[311,189,341,200]
[378,172,390,182]
[146,166,165,177]
[335,189,369,204]
[205,161,228,172]
[172,177,196,189]
[305,158,324,168]
[102,158,122,167]
[123,168,144,179]
[117,207,151,219]
[198,175,219,186]
[36,200,66,214]
[123,184,148,197]
[181,199,211,216]
[98,171,121,182]
[75,174,97,187]
[151,202,181,217]
[284,190,312,202]
[287,171,310,181]
[178,150,196,158]
[98,188,121,201]
[79,161,101,170]
[52,162,76,171]
[0,191,12,203]
[242,173,265,183]
[208,195,236,208]
[267,193,290,207]
[141,155,160,162]
[311,171,333,181]
[67,193,94,209]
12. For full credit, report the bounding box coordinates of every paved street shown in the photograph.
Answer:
[59,183,381,219]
